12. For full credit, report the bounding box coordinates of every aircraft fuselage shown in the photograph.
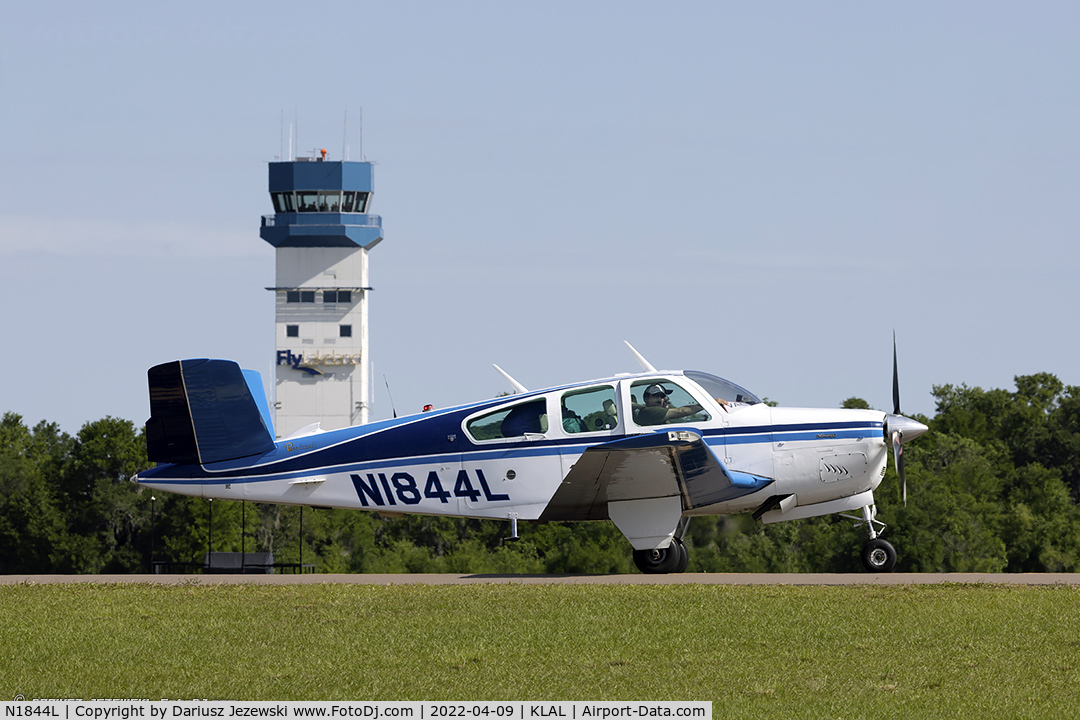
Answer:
[136,370,889,530]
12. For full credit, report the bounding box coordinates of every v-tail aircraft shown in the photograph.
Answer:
[133,341,928,573]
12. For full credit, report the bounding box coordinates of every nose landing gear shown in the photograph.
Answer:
[862,537,897,572]
[842,501,897,572]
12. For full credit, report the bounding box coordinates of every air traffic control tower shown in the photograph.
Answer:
[260,150,383,438]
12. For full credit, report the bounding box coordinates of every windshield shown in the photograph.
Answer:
[684,371,762,405]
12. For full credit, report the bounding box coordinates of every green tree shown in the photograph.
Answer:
[0,414,70,573]
[56,417,151,572]
[1000,463,1080,571]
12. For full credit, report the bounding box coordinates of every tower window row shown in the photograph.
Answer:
[271,191,370,214]
[286,325,352,338]
[285,290,353,304]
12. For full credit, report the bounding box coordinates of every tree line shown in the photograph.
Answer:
[2,371,1079,574]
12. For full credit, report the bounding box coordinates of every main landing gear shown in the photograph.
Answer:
[633,519,691,574]
[843,502,897,572]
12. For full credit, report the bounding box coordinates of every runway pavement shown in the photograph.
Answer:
[4,573,1080,585]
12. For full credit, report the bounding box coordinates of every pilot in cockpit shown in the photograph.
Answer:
[634,384,728,425]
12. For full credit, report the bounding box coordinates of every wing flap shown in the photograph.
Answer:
[540,430,771,522]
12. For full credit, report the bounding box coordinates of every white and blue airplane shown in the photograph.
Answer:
[133,342,928,573]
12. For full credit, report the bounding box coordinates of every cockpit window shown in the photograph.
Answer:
[630,379,711,426]
[466,399,548,441]
[684,371,762,405]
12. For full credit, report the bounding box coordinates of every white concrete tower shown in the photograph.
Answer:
[259,150,383,438]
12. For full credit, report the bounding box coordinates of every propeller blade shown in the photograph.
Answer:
[892,430,906,506]
[892,331,901,416]
[887,334,924,506]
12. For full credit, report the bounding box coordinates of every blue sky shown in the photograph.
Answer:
[2,2,1078,433]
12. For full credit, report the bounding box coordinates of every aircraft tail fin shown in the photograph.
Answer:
[145,359,276,465]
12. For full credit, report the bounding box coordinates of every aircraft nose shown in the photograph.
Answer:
[885,414,928,444]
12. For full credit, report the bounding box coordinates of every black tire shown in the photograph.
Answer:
[633,543,682,574]
[673,537,690,573]
[861,538,897,572]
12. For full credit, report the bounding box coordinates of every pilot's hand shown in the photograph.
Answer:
[716,398,730,413]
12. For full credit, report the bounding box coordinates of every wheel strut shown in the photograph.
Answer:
[840,503,886,541]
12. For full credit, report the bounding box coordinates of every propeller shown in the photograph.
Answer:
[884,332,928,505]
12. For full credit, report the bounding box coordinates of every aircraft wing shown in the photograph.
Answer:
[539,429,771,522]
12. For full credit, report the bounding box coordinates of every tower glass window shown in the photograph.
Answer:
[286,325,299,338]
[283,191,366,213]
[324,290,352,304]
[319,191,342,212]
[297,191,319,212]
[271,192,296,213]
[340,325,352,338]
[340,192,369,213]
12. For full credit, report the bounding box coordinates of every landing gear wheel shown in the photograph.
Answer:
[672,537,689,573]
[862,538,897,572]
[633,542,683,574]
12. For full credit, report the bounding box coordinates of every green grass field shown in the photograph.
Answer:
[2,582,1078,718]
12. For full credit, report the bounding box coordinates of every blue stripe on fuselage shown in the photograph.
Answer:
[139,414,883,486]
[725,420,882,446]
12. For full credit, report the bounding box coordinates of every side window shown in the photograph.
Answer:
[465,399,548,441]
[630,379,711,426]
[560,386,618,434]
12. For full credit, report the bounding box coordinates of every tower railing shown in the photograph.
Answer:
[262,213,382,228]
